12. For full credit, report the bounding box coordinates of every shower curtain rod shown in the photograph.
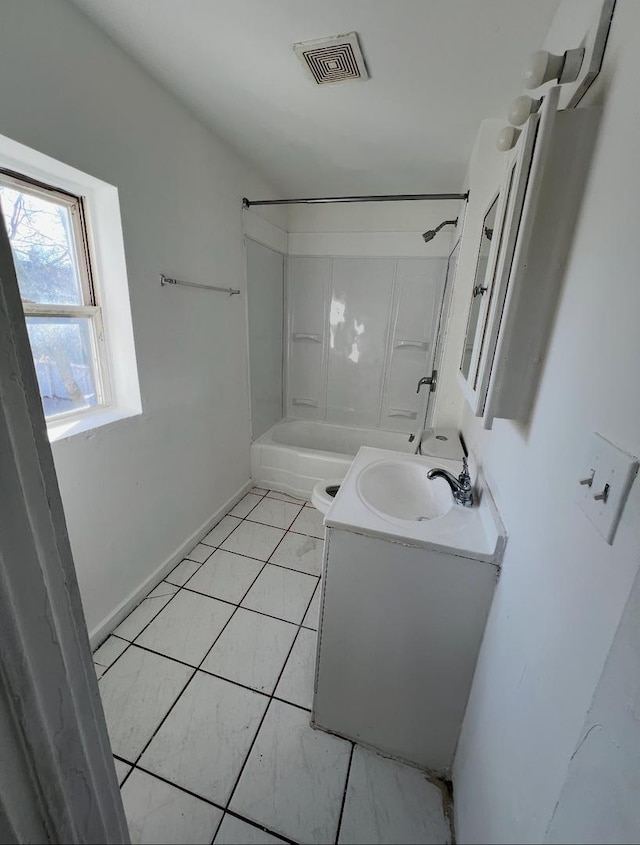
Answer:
[242,191,469,208]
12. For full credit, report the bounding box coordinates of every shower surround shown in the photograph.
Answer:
[286,255,447,433]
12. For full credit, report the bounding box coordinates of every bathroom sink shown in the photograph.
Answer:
[356,459,453,523]
[326,447,506,564]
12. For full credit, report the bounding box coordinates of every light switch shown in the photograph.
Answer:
[576,433,639,545]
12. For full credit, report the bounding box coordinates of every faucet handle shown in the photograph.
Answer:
[459,456,471,485]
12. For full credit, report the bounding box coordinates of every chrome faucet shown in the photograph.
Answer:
[427,457,474,507]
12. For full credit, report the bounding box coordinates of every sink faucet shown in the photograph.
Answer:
[427,457,474,507]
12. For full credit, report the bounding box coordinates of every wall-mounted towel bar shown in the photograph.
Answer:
[160,274,240,296]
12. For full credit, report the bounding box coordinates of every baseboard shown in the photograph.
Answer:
[89,479,253,648]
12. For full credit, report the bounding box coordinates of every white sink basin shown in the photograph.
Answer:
[325,447,506,564]
[356,459,453,523]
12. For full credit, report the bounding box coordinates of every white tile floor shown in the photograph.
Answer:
[94,487,452,845]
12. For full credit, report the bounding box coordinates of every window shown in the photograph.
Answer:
[0,170,110,421]
[0,132,141,442]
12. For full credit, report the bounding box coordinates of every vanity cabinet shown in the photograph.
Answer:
[312,526,498,774]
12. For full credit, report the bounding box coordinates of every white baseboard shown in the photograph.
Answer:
[89,479,253,648]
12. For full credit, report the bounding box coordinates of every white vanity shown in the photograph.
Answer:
[312,447,505,774]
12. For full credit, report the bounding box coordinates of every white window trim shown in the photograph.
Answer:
[0,133,142,442]
[1,170,113,421]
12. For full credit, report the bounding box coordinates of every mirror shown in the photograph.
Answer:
[455,85,586,428]
[460,195,498,380]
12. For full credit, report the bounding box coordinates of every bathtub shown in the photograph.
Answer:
[251,419,416,499]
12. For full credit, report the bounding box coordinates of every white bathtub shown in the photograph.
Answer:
[251,419,416,499]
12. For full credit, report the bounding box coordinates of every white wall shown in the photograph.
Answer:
[431,120,506,428]
[451,2,640,842]
[0,0,284,639]
[288,200,461,259]
[545,561,640,844]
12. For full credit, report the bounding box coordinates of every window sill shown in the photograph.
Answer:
[47,406,141,444]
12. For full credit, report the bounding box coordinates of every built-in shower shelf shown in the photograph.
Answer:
[292,397,319,407]
[394,339,430,350]
[389,409,418,419]
[292,332,322,343]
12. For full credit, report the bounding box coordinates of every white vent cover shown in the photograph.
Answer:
[293,32,369,86]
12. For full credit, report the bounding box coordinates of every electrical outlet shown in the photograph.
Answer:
[576,433,639,545]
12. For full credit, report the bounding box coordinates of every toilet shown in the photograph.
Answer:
[311,428,465,515]
[417,427,465,464]
[311,479,344,514]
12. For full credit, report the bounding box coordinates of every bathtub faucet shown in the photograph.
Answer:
[427,457,474,507]
[416,372,436,393]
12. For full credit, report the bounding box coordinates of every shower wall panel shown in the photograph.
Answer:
[246,238,285,439]
[326,258,396,427]
[286,255,447,432]
[380,258,446,432]
[287,257,331,420]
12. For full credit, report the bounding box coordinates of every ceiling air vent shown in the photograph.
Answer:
[293,32,369,86]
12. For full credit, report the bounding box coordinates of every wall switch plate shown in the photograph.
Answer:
[576,432,639,545]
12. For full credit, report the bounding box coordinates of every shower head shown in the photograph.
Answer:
[422,218,458,243]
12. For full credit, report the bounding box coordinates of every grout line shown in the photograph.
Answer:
[97,586,186,681]
[243,502,305,532]
[334,743,356,845]
[129,762,226,810]
[270,695,312,714]
[113,497,303,785]
[267,559,321,578]
[100,487,324,839]
[205,515,315,841]
[219,562,322,826]
[289,529,324,540]
[220,807,298,844]
[231,486,305,522]
[119,761,298,845]
[105,638,310,714]
[97,554,318,681]
[192,546,282,565]
[179,583,316,626]
[245,512,303,531]
[120,562,271,769]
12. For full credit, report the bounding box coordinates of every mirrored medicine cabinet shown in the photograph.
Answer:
[457,85,598,429]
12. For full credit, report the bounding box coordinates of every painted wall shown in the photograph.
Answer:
[545,562,640,843]
[0,0,284,638]
[431,120,506,428]
[288,201,461,259]
[451,2,640,842]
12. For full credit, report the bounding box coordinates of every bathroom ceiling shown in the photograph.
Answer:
[71,0,559,196]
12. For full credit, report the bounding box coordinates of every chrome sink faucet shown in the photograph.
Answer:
[427,457,474,507]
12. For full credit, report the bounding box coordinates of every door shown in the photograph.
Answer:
[245,238,285,439]
[0,210,128,841]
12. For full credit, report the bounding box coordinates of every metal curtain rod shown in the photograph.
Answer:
[242,192,469,208]
[160,274,240,296]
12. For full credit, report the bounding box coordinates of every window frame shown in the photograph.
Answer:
[0,130,142,443]
[0,168,112,422]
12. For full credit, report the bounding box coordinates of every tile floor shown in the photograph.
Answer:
[94,486,452,845]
